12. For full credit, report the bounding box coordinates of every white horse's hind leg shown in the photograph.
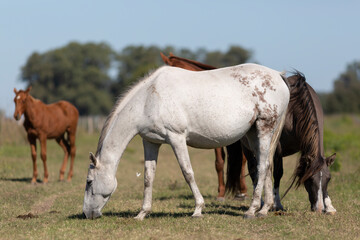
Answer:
[244,112,285,218]
[168,133,205,218]
[135,140,160,221]
[257,112,286,217]
[257,167,274,217]
[244,134,271,218]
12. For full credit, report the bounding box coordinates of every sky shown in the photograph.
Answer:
[1,1,359,116]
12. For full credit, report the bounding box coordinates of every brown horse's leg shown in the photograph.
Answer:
[215,147,226,200]
[235,153,248,200]
[39,136,49,183]
[28,135,37,184]
[56,135,70,181]
[240,153,248,194]
[67,130,76,181]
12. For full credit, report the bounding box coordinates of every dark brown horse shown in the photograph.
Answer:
[229,73,337,214]
[161,52,248,200]
[13,87,79,184]
[160,53,337,214]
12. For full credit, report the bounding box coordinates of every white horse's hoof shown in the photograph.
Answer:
[325,211,336,216]
[243,214,256,219]
[256,212,267,218]
[134,211,148,221]
[192,213,203,218]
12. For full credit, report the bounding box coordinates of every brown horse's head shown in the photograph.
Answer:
[160,52,216,71]
[13,86,32,120]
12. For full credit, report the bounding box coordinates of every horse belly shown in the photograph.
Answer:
[185,103,255,149]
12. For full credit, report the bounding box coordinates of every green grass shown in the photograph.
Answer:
[0,115,360,239]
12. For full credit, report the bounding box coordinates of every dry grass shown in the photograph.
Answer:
[0,115,359,239]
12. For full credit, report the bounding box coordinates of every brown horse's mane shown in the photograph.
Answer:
[288,71,324,188]
[161,52,216,70]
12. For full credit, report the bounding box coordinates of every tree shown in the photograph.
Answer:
[21,42,115,115]
[323,61,360,113]
[21,42,253,115]
[205,45,253,68]
[113,45,253,97]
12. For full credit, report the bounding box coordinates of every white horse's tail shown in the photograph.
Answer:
[268,108,287,170]
[280,72,290,91]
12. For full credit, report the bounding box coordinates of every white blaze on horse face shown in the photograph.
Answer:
[17,95,21,100]
[315,171,324,212]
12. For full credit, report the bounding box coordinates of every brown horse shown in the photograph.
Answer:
[13,87,79,184]
[161,52,248,200]
[160,53,337,214]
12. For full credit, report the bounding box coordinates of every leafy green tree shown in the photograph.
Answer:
[113,45,253,97]
[21,42,115,115]
[205,45,253,68]
[21,42,253,115]
[113,45,165,96]
[323,61,360,113]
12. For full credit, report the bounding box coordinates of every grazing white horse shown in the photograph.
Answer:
[83,63,290,219]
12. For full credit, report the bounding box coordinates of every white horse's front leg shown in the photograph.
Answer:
[135,140,160,221]
[168,133,204,218]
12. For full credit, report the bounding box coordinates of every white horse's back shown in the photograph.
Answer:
[138,64,288,148]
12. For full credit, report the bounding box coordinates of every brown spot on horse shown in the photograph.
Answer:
[230,68,250,86]
[253,86,267,103]
[262,78,276,91]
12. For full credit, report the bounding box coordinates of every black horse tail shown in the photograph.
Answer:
[225,140,243,195]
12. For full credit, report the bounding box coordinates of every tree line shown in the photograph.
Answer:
[20,41,360,115]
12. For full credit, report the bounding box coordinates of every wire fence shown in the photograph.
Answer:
[0,115,107,146]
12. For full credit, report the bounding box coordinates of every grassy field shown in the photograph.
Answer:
[0,115,359,240]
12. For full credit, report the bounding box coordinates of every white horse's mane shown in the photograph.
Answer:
[95,68,161,155]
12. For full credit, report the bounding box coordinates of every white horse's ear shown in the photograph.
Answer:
[89,152,98,166]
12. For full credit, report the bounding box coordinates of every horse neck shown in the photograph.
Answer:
[24,96,41,122]
[98,114,138,174]
[96,79,150,173]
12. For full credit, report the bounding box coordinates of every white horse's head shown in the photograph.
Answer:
[83,152,117,219]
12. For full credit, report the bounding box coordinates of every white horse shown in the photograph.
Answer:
[83,63,290,219]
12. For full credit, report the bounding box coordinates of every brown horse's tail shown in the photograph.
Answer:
[225,140,243,195]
